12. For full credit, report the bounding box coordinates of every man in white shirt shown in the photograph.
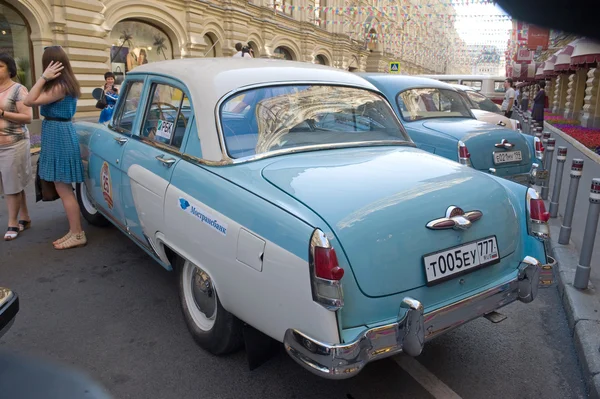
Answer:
[501,78,515,118]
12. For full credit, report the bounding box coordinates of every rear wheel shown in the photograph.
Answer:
[75,182,110,227]
[177,257,243,355]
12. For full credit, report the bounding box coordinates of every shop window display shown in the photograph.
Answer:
[0,2,33,89]
[109,20,173,84]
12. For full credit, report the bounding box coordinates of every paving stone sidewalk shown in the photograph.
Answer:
[520,111,600,398]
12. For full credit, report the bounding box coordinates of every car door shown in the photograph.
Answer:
[119,77,193,252]
[86,79,145,227]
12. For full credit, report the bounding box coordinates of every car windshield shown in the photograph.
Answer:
[395,88,472,122]
[466,91,502,113]
[219,85,411,159]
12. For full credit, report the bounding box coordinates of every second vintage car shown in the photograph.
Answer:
[358,74,545,186]
[74,58,549,379]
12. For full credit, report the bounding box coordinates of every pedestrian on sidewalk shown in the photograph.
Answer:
[501,78,515,118]
[0,52,33,241]
[23,46,87,250]
[532,81,546,125]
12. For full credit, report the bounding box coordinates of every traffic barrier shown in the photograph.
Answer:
[573,178,600,289]
[549,146,568,218]
[559,159,584,244]
[541,138,555,200]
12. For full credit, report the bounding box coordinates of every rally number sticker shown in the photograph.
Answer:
[156,119,174,141]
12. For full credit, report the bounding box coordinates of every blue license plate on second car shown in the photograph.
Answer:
[423,236,500,285]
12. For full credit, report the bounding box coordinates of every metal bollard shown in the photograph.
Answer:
[559,159,584,244]
[573,178,600,289]
[541,138,555,200]
[549,146,568,218]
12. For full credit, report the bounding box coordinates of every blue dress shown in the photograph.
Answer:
[39,96,84,183]
[98,91,119,123]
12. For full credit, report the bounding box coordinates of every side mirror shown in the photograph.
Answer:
[92,88,104,101]
[0,287,19,340]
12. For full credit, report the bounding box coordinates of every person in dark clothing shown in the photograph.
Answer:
[531,81,546,124]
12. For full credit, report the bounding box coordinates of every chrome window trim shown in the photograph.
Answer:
[212,81,414,166]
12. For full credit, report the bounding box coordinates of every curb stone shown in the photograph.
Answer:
[547,217,600,399]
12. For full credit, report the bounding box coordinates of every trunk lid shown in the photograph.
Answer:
[261,147,521,297]
[421,119,532,173]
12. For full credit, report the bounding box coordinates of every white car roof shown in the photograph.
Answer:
[129,58,380,162]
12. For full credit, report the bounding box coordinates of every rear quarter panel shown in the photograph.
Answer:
[162,160,340,344]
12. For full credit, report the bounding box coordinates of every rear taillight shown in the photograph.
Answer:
[309,229,344,310]
[534,136,544,160]
[526,188,550,241]
[516,121,522,131]
[458,141,472,166]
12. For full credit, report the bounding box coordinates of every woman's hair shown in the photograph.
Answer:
[0,52,17,78]
[42,46,81,98]
[104,71,115,80]
[539,81,546,89]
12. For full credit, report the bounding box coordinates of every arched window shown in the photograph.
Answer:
[0,1,33,88]
[110,19,173,82]
[314,54,328,65]
[248,41,259,58]
[274,46,293,60]
[203,34,217,57]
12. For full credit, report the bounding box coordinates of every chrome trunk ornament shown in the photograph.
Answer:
[426,206,483,230]
[494,139,514,150]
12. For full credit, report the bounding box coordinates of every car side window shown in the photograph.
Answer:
[141,83,190,149]
[111,81,144,133]
[467,91,501,113]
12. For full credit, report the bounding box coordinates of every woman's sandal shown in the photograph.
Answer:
[4,227,19,241]
[54,231,87,250]
[18,220,31,232]
[53,231,72,246]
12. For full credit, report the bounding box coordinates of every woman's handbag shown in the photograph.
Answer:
[95,89,107,110]
[35,158,60,202]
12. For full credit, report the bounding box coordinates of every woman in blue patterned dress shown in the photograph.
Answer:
[23,46,87,250]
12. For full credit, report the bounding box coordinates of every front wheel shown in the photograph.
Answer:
[75,182,110,227]
[177,257,243,355]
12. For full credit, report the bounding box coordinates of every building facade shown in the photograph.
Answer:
[2,0,466,117]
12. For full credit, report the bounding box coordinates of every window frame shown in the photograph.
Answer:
[139,81,190,150]
[109,78,146,135]
[395,87,476,122]
[215,82,414,162]
[127,75,195,157]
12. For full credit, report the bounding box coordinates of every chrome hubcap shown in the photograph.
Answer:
[191,268,217,320]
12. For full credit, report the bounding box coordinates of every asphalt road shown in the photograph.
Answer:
[0,182,588,399]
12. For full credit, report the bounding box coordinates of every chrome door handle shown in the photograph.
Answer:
[114,137,128,145]
[156,155,176,167]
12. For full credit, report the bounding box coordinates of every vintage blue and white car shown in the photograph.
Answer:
[73,58,550,379]
[357,74,546,185]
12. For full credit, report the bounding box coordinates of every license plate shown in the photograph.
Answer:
[423,236,500,285]
[493,151,522,164]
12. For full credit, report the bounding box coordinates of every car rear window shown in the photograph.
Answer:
[219,85,411,159]
[395,88,472,122]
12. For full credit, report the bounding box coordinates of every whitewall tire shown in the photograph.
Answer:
[76,182,110,227]
[177,257,243,355]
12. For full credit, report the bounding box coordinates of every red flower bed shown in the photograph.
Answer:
[551,124,600,151]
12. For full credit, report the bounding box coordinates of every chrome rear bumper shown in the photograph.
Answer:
[284,256,542,379]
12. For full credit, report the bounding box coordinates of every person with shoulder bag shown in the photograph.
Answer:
[97,72,119,124]
[0,53,33,241]
[23,45,87,250]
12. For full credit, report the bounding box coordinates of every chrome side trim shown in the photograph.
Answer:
[284,256,541,379]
